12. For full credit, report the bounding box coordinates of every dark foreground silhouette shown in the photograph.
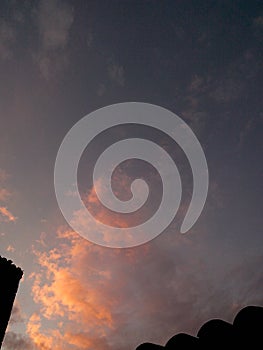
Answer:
[0,256,23,348]
[136,305,263,349]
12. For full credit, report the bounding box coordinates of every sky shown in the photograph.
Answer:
[0,0,262,349]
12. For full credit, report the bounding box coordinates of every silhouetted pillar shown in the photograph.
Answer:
[0,256,23,348]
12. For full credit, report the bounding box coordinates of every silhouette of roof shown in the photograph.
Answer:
[136,343,165,349]
[165,333,199,348]
[135,305,263,349]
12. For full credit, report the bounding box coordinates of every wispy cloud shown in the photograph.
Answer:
[0,207,17,222]
[6,244,15,252]
[108,63,125,86]
[3,302,33,350]
[0,21,15,60]
[25,221,215,349]
[0,169,9,182]
[0,170,11,201]
[0,188,11,202]
[2,331,34,350]
[28,229,114,349]
[26,196,263,350]
[9,301,24,325]
[33,0,74,80]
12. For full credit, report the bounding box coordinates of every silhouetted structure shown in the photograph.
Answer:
[166,333,199,349]
[135,305,263,349]
[0,256,23,348]
[137,344,164,349]
[197,319,234,348]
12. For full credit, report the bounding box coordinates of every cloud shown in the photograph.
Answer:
[27,217,263,350]
[189,75,207,93]
[26,173,218,348]
[0,169,9,182]
[0,21,15,60]
[0,169,17,224]
[9,301,24,325]
[26,169,263,349]
[0,170,11,201]
[2,331,34,350]
[237,117,258,149]
[34,0,74,80]
[69,172,156,247]
[26,223,205,349]
[108,63,125,86]
[136,305,263,349]
[0,189,11,202]
[210,78,243,103]
[28,229,114,349]
[0,207,17,222]
[97,83,106,96]
[26,313,55,350]
[6,244,15,253]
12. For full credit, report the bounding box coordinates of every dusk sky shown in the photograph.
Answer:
[0,1,262,349]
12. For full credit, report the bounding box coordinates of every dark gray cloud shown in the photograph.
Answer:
[2,332,34,350]
[9,302,24,325]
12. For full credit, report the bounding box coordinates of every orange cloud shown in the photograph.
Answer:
[27,313,54,350]
[0,169,10,199]
[70,171,157,247]
[6,244,15,252]
[26,174,194,349]
[0,206,17,222]
[28,228,117,349]
[83,176,132,227]
[0,169,16,222]
[27,215,158,350]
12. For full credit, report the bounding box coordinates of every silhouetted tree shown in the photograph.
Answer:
[0,256,23,349]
